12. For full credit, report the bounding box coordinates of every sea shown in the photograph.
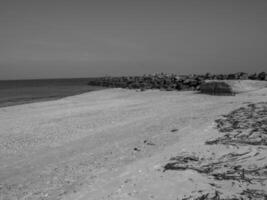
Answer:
[0,78,104,107]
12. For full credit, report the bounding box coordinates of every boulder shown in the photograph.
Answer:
[200,81,234,95]
[258,72,267,80]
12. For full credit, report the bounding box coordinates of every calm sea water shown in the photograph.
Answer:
[0,78,104,107]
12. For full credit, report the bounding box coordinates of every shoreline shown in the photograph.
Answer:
[0,87,104,108]
[0,79,105,108]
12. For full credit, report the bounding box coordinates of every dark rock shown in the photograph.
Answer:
[258,72,267,80]
[133,147,141,152]
[87,72,266,91]
[200,81,234,96]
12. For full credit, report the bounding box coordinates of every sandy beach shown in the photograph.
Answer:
[0,88,266,200]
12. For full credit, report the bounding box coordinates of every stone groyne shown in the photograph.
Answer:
[88,72,267,91]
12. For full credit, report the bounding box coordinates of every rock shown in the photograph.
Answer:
[258,72,267,80]
[87,72,266,91]
[199,81,234,96]
[133,147,141,152]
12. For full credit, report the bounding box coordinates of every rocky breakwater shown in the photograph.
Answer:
[87,72,267,91]
[88,73,204,91]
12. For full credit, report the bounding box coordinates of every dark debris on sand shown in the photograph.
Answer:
[206,102,267,146]
[164,102,267,200]
[164,152,267,184]
[181,190,267,200]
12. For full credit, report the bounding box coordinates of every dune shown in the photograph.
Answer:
[203,80,267,94]
[228,80,267,93]
[0,87,266,200]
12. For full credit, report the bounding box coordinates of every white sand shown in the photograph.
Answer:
[0,88,266,200]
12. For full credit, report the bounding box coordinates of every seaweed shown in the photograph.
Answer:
[207,103,267,146]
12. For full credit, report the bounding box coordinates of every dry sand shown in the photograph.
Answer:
[0,87,266,200]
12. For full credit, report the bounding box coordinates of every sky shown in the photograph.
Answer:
[0,0,267,80]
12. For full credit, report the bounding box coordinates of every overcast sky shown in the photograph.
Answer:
[0,0,267,80]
